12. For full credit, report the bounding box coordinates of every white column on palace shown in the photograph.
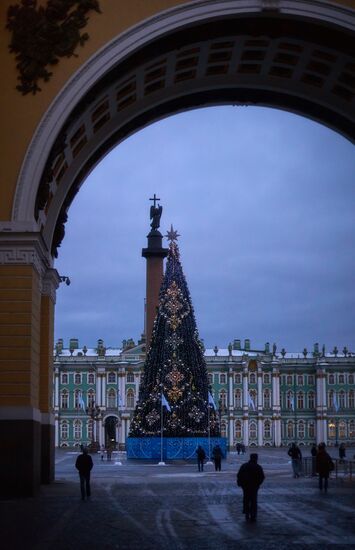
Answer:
[101,373,106,408]
[54,370,59,407]
[242,365,249,446]
[257,369,263,445]
[120,371,126,407]
[316,361,327,444]
[55,416,59,447]
[96,374,102,406]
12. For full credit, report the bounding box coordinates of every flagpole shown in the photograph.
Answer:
[158,392,166,466]
[206,404,213,465]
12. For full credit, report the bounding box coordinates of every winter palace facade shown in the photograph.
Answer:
[53,338,355,450]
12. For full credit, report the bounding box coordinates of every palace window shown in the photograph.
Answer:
[308,375,314,385]
[107,388,116,408]
[221,421,227,438]
[287,421,294,439]
[349,390,355,409]
[87,390,95,407]
[60,421,69,439]
[349,374,354,385]
[338,374,345,384]
[263,389,271,409]
[349,420,355,438]
[60,390,69,409]
[339,390,346,409]
[308,391,315,409]
[235,420,242,439]
[126,389,135,408]
[328,390,334,409]
[308,422,315,438]
[61,373,68,384]
[298,421,305,439]
[234,373,241,384]
[286,375,293,385]
[249,373,256,384]
[108,372,116,383]
[220,390,227,408]
[264,374,270,385]
[87,419,94,440]
[328,374,335,384]
[286,391,294,410]
[88,373,95,384]
[220,373,226,384]
[73,420,82,440]
[249,389,257,409]
[208,373,213,385]
[249,422,257,439]
[328,420,336,438]
[297,391,304,410]
[297,375,303,386]
[339,420,346,438]
[234,389,242,409]
[127,371,134,383]
[264,420,271,439]
[74,373,81,384]
[74,389,83,409]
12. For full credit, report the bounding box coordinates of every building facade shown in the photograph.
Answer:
[54,339,355,450]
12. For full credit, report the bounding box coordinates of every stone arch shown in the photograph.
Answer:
[10,0,355,259]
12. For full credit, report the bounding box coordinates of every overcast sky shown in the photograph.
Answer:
[54,106,355,352]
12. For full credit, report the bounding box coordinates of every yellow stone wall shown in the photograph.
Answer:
[0,265,41,406]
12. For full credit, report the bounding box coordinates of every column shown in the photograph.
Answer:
[101,371,106,408]
[0,236,52,497]
[54,369,59,407]
[242,366,249,446]
[55,416,59,447]
[272,364,281,446]
[316,362,327,444]
[40,269,60,484]
[142,227,168,347]
[119,371,126,407]
[96,375,102,407]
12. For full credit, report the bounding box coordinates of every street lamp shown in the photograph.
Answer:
[86,402,102,451]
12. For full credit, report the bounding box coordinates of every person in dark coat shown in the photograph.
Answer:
[288,442,302,478]
[339,443,346,463]
[311,443,317,476]
[196,445,206,472]
[237,453,265,522]
[75,447,93,500]
[316,442,334,493]
[212,444,223,471]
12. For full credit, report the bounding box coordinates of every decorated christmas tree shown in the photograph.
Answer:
[129,226,219,438]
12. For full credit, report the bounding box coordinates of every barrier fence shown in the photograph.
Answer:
[301,457,355,481]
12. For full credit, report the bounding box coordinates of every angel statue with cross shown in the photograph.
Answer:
[150,193,162,230]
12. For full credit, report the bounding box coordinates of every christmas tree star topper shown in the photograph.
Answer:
[166,225,180,242]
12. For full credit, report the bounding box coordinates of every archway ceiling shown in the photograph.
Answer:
[33,15,354,257]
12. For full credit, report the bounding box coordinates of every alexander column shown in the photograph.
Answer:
[142,195,168,347]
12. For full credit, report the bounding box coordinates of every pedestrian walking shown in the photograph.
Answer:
[196,445,206,472]
[100,444,105,461]
[339,443,346,463]
[237,453,265,522]
[241,443,246,454]
[75,447,93,501]
[316,442,334,493]
[236,443,241,455]
[311,443,317,476]
[212,444,223,471]
[288,442,302,478]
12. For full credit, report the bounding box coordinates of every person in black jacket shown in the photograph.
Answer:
[212,444,223,472]
[288,442,302,478]
[196,445,206,472]
[237,453,265,522]
[316,442,334,493]
[75,447,93,500]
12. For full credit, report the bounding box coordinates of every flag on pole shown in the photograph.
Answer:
[333,392,339,412]
[208,392,217,410]
[78,391,85,409]
[248,393,256,411]
[161,393,171,412]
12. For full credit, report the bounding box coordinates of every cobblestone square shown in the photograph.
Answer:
[1,448,354,549]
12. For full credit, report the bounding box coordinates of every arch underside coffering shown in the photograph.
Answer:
[13,8,355,260]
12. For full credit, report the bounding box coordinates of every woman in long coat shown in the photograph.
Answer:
[316,442,334,493]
